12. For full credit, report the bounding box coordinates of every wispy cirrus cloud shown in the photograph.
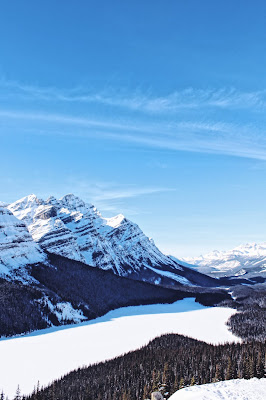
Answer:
[1,78,266,114]
[1,78,266,161]
[52,180,174,215]
[0,107,266,161]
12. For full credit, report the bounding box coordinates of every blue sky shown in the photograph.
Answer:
[0,0,266,257]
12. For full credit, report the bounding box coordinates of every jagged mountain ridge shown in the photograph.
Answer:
[5,193,217,287]
[183,242,266,279]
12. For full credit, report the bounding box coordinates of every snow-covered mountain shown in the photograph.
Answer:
[183,242,266,279]
[0,206,46,277]
[5,193,216,287]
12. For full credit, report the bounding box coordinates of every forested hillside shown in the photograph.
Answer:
[226,285,266,341]
[20,334,265,400]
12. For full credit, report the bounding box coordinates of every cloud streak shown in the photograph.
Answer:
[1,78,266,162]
[1,107,266,161]
[55,180,174,215]
[1,79,266,114]
[65,179,174,199]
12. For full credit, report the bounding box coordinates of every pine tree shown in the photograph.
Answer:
[14,386,21,400]
[190,376,196,386]
[162,362,171,394]
[225,356,233,380]
[256,353,265,378]
[173,376,179,392]
[249,357,255,378]
[214,364,222,382]
[179,377,184,389]
[122,391,128,400]
[143,384,149,399]
[151,369,160,392]
[243,357,250,379]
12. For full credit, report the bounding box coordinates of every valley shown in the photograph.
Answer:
[0,298,239,398]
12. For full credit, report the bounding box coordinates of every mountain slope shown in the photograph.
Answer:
[7,194,219,287]
[0,252,231,338]
[183,242,266,279]
[0,206,46,278]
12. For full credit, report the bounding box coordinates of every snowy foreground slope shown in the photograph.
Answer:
[0,299,238,398]
[169,378,266,400]
[183,242,266,279]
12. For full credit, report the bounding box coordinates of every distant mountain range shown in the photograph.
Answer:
[183,242,266,280]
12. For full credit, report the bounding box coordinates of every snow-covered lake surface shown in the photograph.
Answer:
[0,298,239,398]
[168,378,266,400]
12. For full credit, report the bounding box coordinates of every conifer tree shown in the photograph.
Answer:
[151,369,160,392]
[214,364,222,382]
[256,353,265,378]
[190,376,195,386]
[15,386,21,400]
[162,362,171,394]
[179,378,184,390]
[173,376,179,392]
[225,357,233,380]
[143,384,149,399]
[243,357,251,379]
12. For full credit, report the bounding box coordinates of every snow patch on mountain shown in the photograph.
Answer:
[169,378,266,400]
[147,265,192,285]
[39,297,87,323]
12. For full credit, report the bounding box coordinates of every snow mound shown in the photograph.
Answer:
[169,378,266,400]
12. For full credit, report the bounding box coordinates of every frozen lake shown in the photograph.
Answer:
[0,298,239,398]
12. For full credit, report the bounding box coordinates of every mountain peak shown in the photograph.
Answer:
[8,194,43,223]
[105,213,126,228]
[60,194,86,210]
[14,193,40,205]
